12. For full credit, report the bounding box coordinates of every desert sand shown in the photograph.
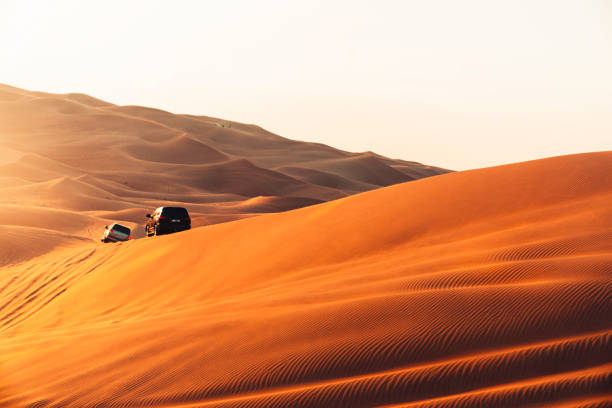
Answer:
[0,85,610,407]
[0,84,447,265]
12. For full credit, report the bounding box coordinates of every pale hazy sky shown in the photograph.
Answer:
[1,0,610,170]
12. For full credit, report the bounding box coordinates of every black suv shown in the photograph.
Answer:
[146,207,191,237]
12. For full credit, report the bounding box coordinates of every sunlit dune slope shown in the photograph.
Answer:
[0,84,448,202]
[0,83,448,263]
[1,152,610,407]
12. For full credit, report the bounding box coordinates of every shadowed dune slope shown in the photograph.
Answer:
[0,152,610,407]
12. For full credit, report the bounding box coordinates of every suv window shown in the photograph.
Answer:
[112,224,131,234]
[161,207,189,218]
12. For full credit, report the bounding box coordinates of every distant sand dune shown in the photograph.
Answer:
[121,134,230,165]
[287,153,416,187]
[0,151,610,406]
[0,84,446,242]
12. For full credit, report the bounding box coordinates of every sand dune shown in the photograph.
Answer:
[0,225,90,267]
[0,84,446,266]
[0,84,446,234]
[0,152,610,407]
[121,134,230,165]
[283,153,416,187]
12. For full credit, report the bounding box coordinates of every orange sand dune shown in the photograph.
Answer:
[0,84,447,263]
[0,152,610,407]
